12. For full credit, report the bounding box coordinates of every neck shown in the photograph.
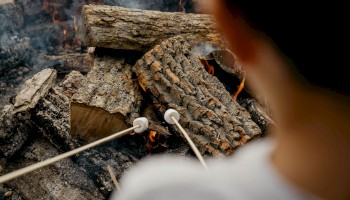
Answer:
[271,86,350,199]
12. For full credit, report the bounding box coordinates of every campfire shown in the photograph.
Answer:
[0,0,273,199]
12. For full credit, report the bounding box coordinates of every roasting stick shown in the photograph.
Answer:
[0,117,149,184]
[107,165,122,192]
[164,109,208,169]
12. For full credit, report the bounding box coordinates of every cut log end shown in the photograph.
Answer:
[71,103,130,142]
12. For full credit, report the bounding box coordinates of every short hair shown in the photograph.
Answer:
[224,0,350,95]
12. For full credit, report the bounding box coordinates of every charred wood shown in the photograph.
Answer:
[4,139,103,200]
[0,0,23,34]
[0,69,57,157]
[32,87,76,151]
[0,36,31,75]
[76,145,139,198]
[81,5,225,51]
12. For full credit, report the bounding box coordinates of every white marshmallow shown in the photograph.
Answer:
[133,117,149,133]
[164,109,180,124]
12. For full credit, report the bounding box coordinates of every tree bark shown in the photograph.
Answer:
[81,5,225,51]
[133,36,261,157]
[0,69,57,157]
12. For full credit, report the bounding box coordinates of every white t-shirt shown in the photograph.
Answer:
[111,139,321,200]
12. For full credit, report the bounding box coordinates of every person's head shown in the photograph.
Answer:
[197,0,350,126]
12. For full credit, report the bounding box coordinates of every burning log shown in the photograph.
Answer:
[81,5,225,51]
[204,49,246,80]
[71,56,143,142]
[133,36,261,157]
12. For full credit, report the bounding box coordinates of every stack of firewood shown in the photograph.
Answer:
[0,5,272,200]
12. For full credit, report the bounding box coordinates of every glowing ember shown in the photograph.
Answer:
[233,76,246,100]
[138,79,147,92]
[149,131,157,143]
[200,59,215,76]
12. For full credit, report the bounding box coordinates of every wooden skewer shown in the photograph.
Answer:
[107,165,122,192]
[0,117,149,184]
[164,109,208,169]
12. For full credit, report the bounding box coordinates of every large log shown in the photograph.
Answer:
[133,36,261,157]
[81,5,225,51]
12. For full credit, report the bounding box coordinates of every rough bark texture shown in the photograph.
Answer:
[0,69,57,157]
[43,53,94,76]
[133,36,261,157]
[204,49,246,80]
[0,105,32,157]
[13,68,57,113]
[5,139,103,200]
[32,87,76,151]
[81,5,225,51]
[57,70,86,99]
[71,56,142,142]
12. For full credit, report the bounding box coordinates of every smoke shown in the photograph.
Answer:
[191,43,217,57]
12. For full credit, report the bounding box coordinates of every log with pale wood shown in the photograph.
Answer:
[81,5,225,51]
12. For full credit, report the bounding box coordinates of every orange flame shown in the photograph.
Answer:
[200,59,215,76]
[138,79,147,92]
[149,131,157,143]
[233,76,246,100]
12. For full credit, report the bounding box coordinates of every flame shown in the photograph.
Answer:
[200,59,215,76]
[233,76,246,100]
[178,0,186,13]
[138,79,147,92]
[149,131,157,143]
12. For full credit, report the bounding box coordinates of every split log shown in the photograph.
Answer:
[133,36,261,157]
[32,87,76,151]
[81,5,225,51]
[0,68,57,157]
[4,139,103,200]
[71,56,142,142]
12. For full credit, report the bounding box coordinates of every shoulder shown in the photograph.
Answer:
[113,139,316,200]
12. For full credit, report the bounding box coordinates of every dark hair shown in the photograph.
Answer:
[225,1,349,95]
